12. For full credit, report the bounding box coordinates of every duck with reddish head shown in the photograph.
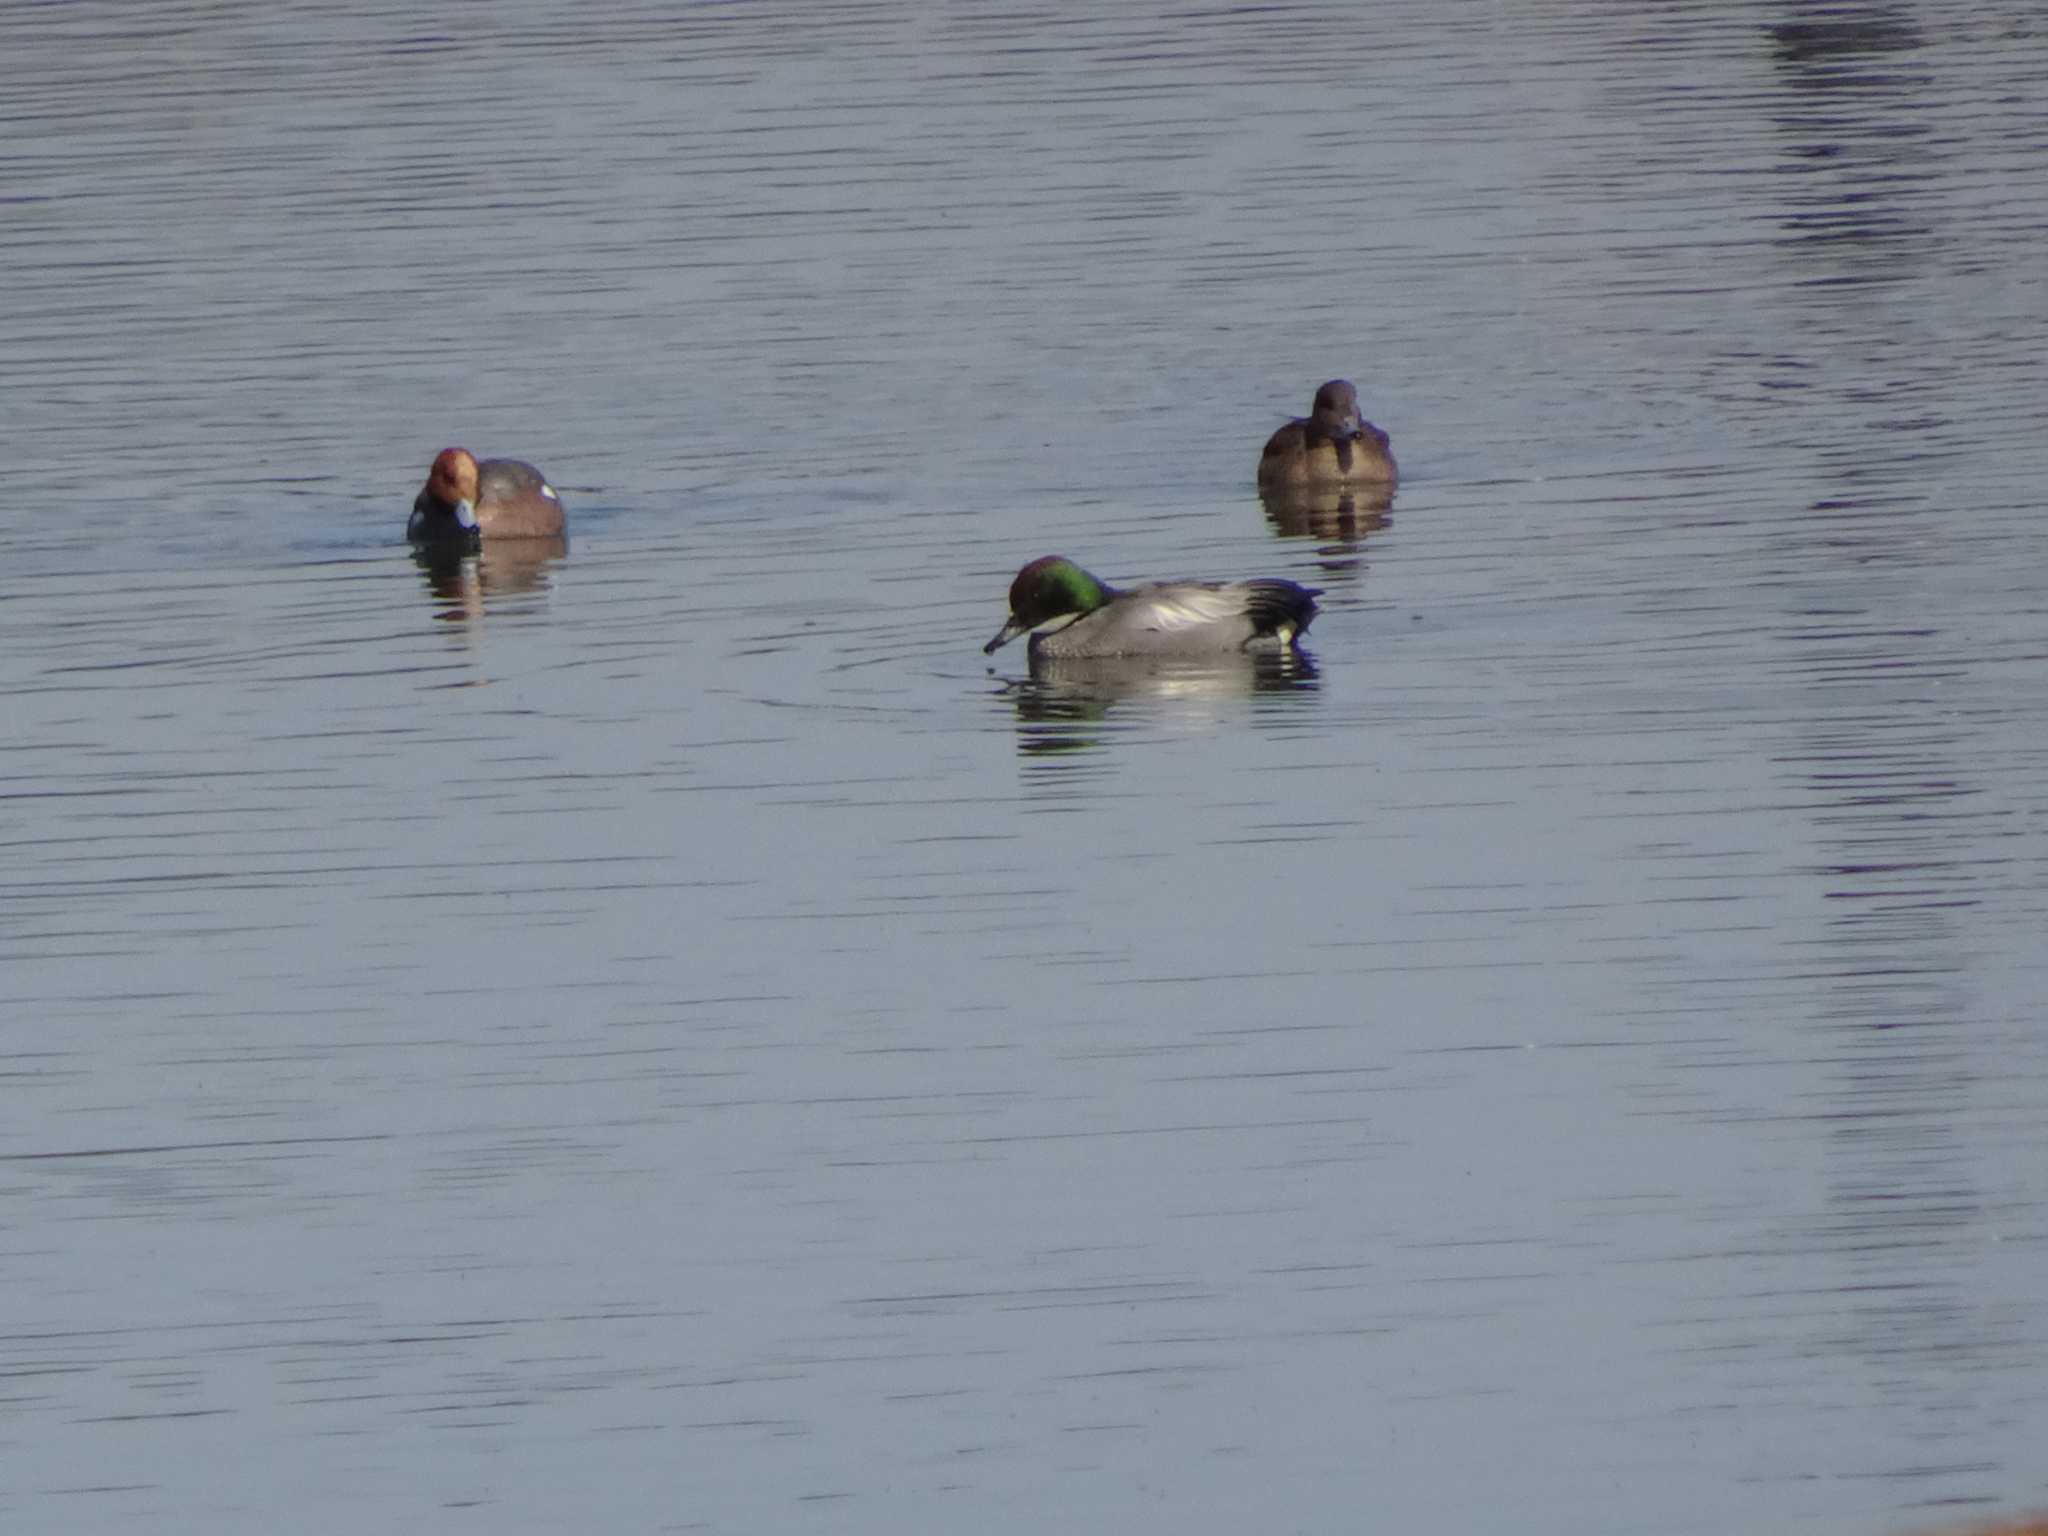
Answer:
[409,447,566,546]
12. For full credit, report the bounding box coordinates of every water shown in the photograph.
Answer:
[4,2,2047,1531]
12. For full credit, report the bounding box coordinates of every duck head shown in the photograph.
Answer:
[984,556,1114,653]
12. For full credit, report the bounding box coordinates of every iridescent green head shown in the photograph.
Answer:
[983,556,1114,654]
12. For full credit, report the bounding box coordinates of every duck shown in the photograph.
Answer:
[1256,380,1397,489]
[983,556,1320,660]
[408,448,565,544]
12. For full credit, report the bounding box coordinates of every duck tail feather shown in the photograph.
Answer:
[1243,579,1321,638]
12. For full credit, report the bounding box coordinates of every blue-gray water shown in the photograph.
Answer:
[4,3,2047,1532]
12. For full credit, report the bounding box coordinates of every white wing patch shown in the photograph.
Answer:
[1137,584,1245,632]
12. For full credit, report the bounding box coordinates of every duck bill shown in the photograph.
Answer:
[453,498,479,531]
[983,616,1028,654]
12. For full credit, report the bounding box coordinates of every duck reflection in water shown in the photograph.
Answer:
[412,537,567,623]
[1002,651,1320,758]
[1260,482,1393,553]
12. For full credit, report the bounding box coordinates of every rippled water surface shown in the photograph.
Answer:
[5,3,2048,1532]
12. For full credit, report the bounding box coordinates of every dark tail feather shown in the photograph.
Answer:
[1243,579,1321,640]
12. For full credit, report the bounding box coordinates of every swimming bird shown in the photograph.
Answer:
[1256,380,1397,489]
[983,555,1320,660]
[409,448,566,544]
